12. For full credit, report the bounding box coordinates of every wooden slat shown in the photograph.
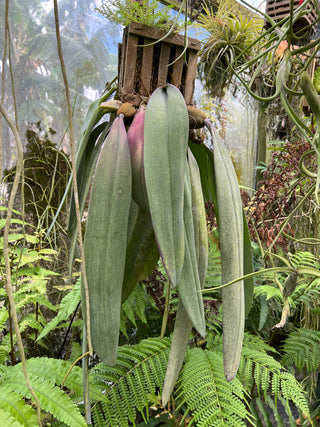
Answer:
[128,22,201,50]
[158,43,171,86]
[183,50,198,104]
[122,34,138,93]
[118,43,124,90]
[170,46,184,88]
[266,0,317,24]
[140,38,154,96]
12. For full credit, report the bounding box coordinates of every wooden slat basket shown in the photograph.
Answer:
[117,22,201,106]
[265,0,318,35]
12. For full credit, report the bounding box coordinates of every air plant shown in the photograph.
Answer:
[196,0,262,97]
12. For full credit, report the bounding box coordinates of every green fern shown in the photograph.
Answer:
[204,236,221,290]
[281,328,320,373]
[37,279,81,341]
[291,251,316,268]
[91,337,171,426]
[254,283,283,302]
[0,390,38,426]
[120,283,148,338]
[0,407,28,427]
[0,334,12,365]
[0,357,110,426]
[0,306,8,331]
[0,373,86,427]
[238,334,310,423]
[176,348,253,426]
[14,357,106,402]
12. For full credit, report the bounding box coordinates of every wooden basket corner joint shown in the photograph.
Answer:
[265,0,319,38]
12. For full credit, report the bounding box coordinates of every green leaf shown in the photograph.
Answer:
[144,84,189,287]
[0,407,25,427]
[83,115,132,365]
[121,201,159,303]
[91,337,171,426]
[188,142,217,206]
[207,121,244,382]
[68,121,111,267]
[0,218,33,229]
[0,373,87,427]
[37,280,80,341]
[0,389,38,426]
[313,67,320,93]
[176,164,205,337]
[177,348,251,426]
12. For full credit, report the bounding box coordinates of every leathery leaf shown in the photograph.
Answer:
[189,141,217,206]
[206,120,244,382]
[83,115,131,365]
[162,149,208,406]
[121,200,159,303]
[176,161,206,336]
[144,84,189,287]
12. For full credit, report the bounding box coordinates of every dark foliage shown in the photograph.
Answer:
[4,122,70,226]
[246,140,316,250]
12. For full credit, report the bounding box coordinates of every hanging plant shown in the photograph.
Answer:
[196,0,262,97]
[97,0,176,31]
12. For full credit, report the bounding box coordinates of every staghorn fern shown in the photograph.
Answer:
[91,337,171,426]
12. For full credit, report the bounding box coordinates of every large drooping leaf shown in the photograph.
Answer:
[144,84,189,287]
[206,121,244,382]
[83,115,132,365]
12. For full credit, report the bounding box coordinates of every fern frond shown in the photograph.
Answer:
[290,251,316,269]
[278,371,310,417]
[204,236,221,290]
[6,357,106,403]
[120,283,148,337]
[0,407,25,426]
[0,372,86,427]
[92,402,106,427]
[281,328,320,372]
[243,333,278,354]
[0,306,8,331]
[0,389,38,426]
[176,348,252,426]
[292,278,320,307]
[19,317,43,333]
[15,294,57,311]
[239,334,310,422]
[37,280,80,341]
[91,337,171,426]
[254,284,282,302]
[0,334,13,365]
